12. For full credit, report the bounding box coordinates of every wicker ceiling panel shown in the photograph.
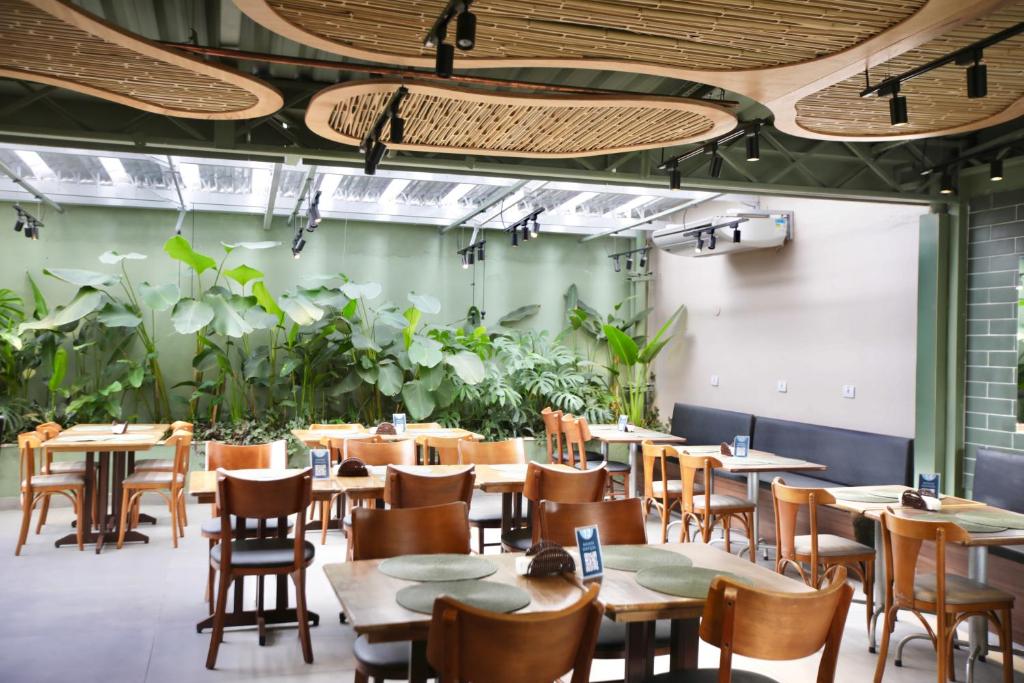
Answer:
[306,82,735,158]
[240,0,928,71]
[0,0,281,119]
[793,5,1024,137]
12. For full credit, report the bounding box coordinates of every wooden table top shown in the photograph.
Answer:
[587,424,685,444]
[323,552,584,643]
[291,426,483,447]
[859,503,1024,548]
[44,424,169,452]
[673,446,828,474]
[824,485,983,516]
[587,543,813,623]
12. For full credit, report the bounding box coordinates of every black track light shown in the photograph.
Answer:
[461,252,469,269]
[889,92,908,126]
[612,256,621,273]
[456,8,476,50]
[13,207,24,232]
[709,154,723,179]
[625,254,634,271]
[733,228,741,244]
[467,249,475,266]
[708,231,717,250]
[522,224,530,241]
[365,140,388,175]
[939,171,955,195]
[292,236,306,259]
[638,250,648,270]
[23,220,34,240]
[990,159,1004,182]
[306,190,322,231]
[967,59,987,99]
[694,232,704,255]
[390,116,405,144]
[531,218,540,238]
[436,43,455,78]
[669,167,681,191]
[511,229,519,247]
[745,132,760,161]
[477,242,485,261]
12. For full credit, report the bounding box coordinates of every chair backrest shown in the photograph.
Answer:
[18,431,42,485]
[457,438,526,465]
[214,469,311,566]
[771,477,837,578]
[206,441,277,470]
[384,465,475,508]
[350,502,471,560]
[345,437,418,466]
[972,446,1024,513]
[408,422,443,430]
[541,407,564,464]
[322,433,378,463]
[561,414,593,469]
[310,423,364,431]
[427,583,604,683]
[167,430,194,477]
[699,570,852,682]
[879,511,970,610]
[676,450,722,511]
[538,498,647,547]
[642,440,675,503]
[523,462,607,544]
[170,420,194,433]
[35,422,63,439]
[417,434,478,465]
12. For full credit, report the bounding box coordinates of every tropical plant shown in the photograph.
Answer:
[562,283,650,362]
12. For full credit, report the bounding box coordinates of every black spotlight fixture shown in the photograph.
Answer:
[292,233,306,259]
[625,254,634,271]
[13,205,24,232]
[709,153,723,179]
[460,252,469,269]
[456,3,477,50]
[694,231,704,254]
[390,115,405,144]
[365,140,388,175]
[733,227,741,243]
[511,228,519,247]
[521,224,530,241]
[531,216,540,238]
[435,43,455,78]
[477,241,485,261]
[963,49,988,99]
[361,87,407,174]
[306,190,322,231]
[745,128,760,161]
[939,171,955,195]
[467,249,475,266]
[425,1,475,76]
[669,163,682,191]
[638,250,648,270]
[887,82,908,126]
[612,256,621,273]
[708,230,717,250]
[990,158,1004,182]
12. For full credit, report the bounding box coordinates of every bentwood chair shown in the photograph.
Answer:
[874,512,1015,683]
[383,465,475,509]
[771,477,875,641]
[427,583,604,683]
[16,432,85,554]
[351,502,471,682]
[501,461,608,552]
[650,569,853,683]
[117,430,191,549]
[206,469,315,669]
[642,440,685,543]
[562,414,630,499]
[34,422,89,532]
[335,437,418,553]
[310,423,365,432]
[538,497,676,659]
[457,438,526,553]
[678,450,757,562]
[406,422,442,430]
[415,434,477,465]
[134,421,194,472]
[541,407,565,464]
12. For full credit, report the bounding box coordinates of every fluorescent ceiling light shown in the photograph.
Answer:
[176,162,201,190]
[98,157,132,184]
[16,151,53,179]
[552,191,596,215]
[441,182,475,205]
[377,178,411,205]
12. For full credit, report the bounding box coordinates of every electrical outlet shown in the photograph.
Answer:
[842,384,856,399]
[777,380,787,393]
[710,375,720,387]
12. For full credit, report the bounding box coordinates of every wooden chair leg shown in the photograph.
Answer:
[622,472,630,500]
[321,500,329,545]
[723,515,732,553]
[35,494,50,534]
[354,671,369,683]
[169,490,179,549]
[745,512,756,563]
[478,525,485,555]
[74,491,84,551]
[936,614,948,683]
[206,569,232,669]
[116,488,132,549]
[863,561,874,645]
[660,505,669,544]
[873,606,896,683]
[179,492,188,528]
[293,569,314,663]
[15,492,33,556]
[1000,608,1013,683]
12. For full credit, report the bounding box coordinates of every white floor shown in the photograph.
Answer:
[0,501,1020,683]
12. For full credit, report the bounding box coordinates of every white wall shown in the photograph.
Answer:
[650,196,925,437]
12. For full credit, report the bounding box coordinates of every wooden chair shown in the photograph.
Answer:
[351,502,471,682]
[34,422,88,532]
[642,440,684,543]
[15,432,85,554]
[650,568,853,683]
[407,422,442,430]
[501,461,608,552]
[771,477,875,641]
[134,420,194,472]
[206,469,314,669]
[678,450,757,562]
[117,430,191,549]
[873,511,1015,683]
[457,438,526,553]
[426,582,604,683]
[541,406,565,464]
[563,413,630,499]
[383,465,475,509]
[310,423,365,431]
[415,433,477,465]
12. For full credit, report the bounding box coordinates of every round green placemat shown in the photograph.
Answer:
[602,545,693,572]
[378,554,497,582]
[635,566,751,598]
[910,512,1008,534]
[955,509,1024,530]
[831,489,900,503]
[396,580,531,615]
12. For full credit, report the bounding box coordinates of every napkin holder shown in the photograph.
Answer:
[375,421,397,435]
[111,420,128,435]
[516,541,576,576]
[337,458,369,477]
[719,442,732,456]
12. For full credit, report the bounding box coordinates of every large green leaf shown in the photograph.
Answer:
[99,251,146,264]
[27,273,48,318]
[204,293,253,338]
[419,363,445,391]
[19,287,105,333]
[340,281,382,300]
[602,324,639,367]
[499,304,540,326]
[224,264,264,287]
[0,330,22,350]
[301,287,348,309]
[252,281,283,323]
[170,298,214,334]
[445,350,485,385]
[43,268,120,288]
[221,240,281,253]
[278,292,324,326]
[164,236,216,275]
[138,282,180,311]
[48,346,67,393]
[97,302,142,328]
[408,291,441,315]
[377,309,411,330]
[244,306,279,330]
[351,329,382,352]
[401,380,435,419]
[331,371,363,395]
[637,306,683,364]
[409,336,443,368]
[377,363,403,396]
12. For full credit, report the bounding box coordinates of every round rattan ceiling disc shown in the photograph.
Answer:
[378,554,497,582]
[602,545,693,572]
[635,566,751,599]
[396,579,531,615]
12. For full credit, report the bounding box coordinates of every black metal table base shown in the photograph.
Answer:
[55,529,149,551]
[196,609,320,633]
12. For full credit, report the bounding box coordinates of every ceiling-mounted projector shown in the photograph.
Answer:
[652,211,793,257]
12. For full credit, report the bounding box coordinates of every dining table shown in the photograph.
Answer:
[587,424,686,497]
[290,425,484,449]
[42,423,168,554]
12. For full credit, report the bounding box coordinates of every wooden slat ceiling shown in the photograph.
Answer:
[0,0,281,119]
[307,81,735,158]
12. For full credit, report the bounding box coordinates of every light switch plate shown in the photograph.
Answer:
[842,384,856,399]
[777,380,788,393]
[710,375,720,387]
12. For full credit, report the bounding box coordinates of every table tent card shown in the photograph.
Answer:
[310,448,331,479]
[732,435,750,457]
[575,525,604,580]
[393,413,407,434]
[918,473,941,497]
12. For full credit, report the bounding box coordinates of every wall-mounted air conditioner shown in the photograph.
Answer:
[651,211,793,257]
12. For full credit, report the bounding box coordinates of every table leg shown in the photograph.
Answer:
[500,492,513,535]
[95,452,110,554]
[628,442,640,497]
[57,452,96,547]
[868,519,886,653]
[745,472,767,559]
[127,452,156,525]
[408,640,429,683]
[967,546,989,676]
[623,621,655,683]
[669,618,699,671]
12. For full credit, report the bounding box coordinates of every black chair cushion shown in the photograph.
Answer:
[468,490,504,525]
[596,618,672,653]
[752,416,913,487]
[671,403,755,447]
[353,634,409,671]
[575,461,630,474]
[200,516,293,536]
[972,446,1024,514]
[991,545,1024,564]
[501,527,532,552]
[586,450,605,461]
[652,669,778,683]
[756,471,834,490]
[210,538,315,568]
